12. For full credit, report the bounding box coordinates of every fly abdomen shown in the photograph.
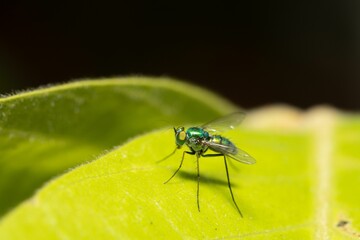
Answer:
[211,135,231,145]
[210,135,237,154]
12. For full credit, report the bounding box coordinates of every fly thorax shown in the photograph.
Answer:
[186,127,209,152]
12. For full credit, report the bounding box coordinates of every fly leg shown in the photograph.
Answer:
[164,150,195,184]
[196,153,200,212]
[201,153,243,217]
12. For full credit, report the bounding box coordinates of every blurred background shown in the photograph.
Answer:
[0,1,359,110]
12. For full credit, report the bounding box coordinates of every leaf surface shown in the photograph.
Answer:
[0,77,235,217]
[0,78,359,239]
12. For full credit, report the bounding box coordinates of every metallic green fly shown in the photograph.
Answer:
[159,112,256,217]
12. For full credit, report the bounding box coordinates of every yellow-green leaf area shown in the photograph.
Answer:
[0,127,314,239]
[331,116,360,239]
[0,77,359,239]
[0,77,236,217]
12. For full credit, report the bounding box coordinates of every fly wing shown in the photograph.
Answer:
[204,141,256,165]
[202,112,246,133]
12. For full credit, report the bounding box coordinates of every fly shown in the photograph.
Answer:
[159,112,256,217]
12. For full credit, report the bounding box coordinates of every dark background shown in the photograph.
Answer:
[1,1,359,110]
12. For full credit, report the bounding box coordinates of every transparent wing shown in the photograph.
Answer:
[202,112,246,133]
[204,141,256,164]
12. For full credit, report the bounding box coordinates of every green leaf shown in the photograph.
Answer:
[0,77,236,217]
[1,78,360,239]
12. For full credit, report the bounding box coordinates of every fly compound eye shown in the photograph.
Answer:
[179,131,186,141]
[175,129,186,146]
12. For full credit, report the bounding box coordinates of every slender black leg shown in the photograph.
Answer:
[223,155,243,217]
[196,154,200,212]
[164,150,195,184]
[201,153,243,217]
[157,147,178,163]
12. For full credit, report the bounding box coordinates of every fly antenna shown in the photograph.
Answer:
[157,147,177,163]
